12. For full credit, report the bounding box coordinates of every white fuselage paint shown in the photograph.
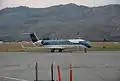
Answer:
[39,44,86,49]
[34,39,91,49]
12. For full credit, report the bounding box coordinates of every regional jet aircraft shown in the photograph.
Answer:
[29,33,92,52]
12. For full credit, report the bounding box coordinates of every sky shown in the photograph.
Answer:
[0,0,120,9]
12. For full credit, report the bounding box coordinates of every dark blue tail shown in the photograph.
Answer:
[30,33,39,42]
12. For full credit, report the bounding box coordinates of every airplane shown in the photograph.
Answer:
[28,33,92,52]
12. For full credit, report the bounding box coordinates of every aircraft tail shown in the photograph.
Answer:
[30,33,39,42]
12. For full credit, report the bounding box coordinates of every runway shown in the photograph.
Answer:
[0,51,120,81]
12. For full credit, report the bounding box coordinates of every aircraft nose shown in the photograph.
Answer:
[86,42,92,48]
[79,41,92,48]
[87,44,92,48]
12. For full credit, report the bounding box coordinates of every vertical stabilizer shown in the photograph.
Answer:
[30,33,39,42]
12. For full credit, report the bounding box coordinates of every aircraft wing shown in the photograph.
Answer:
[41,45,83,49]
[42,45,65,49]
[21,43,65,49]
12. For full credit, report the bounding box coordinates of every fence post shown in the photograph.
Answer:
[51,62,54,81]
[70,64,72,81]
[35,62,38,81]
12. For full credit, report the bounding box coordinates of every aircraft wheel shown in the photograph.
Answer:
[51,49,55,52]
[58,49,63,52]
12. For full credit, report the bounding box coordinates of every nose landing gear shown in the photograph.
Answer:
[84,48,87,53]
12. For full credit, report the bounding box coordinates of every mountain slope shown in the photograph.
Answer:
[0,4,120,41]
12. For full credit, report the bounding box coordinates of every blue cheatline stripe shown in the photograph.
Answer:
[42,40,92,48]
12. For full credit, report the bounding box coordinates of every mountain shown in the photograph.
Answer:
[0,3,120,41]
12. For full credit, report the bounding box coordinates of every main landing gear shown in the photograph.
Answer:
[58,49,63,52]
[51,49,55,52]
[50,49,63,52]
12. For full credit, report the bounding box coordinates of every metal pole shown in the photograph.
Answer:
[51,62,54,81]
[57,65,62,81]
[70,64,72,81]
[35,62,38,81]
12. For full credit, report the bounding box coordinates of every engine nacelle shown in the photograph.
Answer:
[34,40,44,46]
